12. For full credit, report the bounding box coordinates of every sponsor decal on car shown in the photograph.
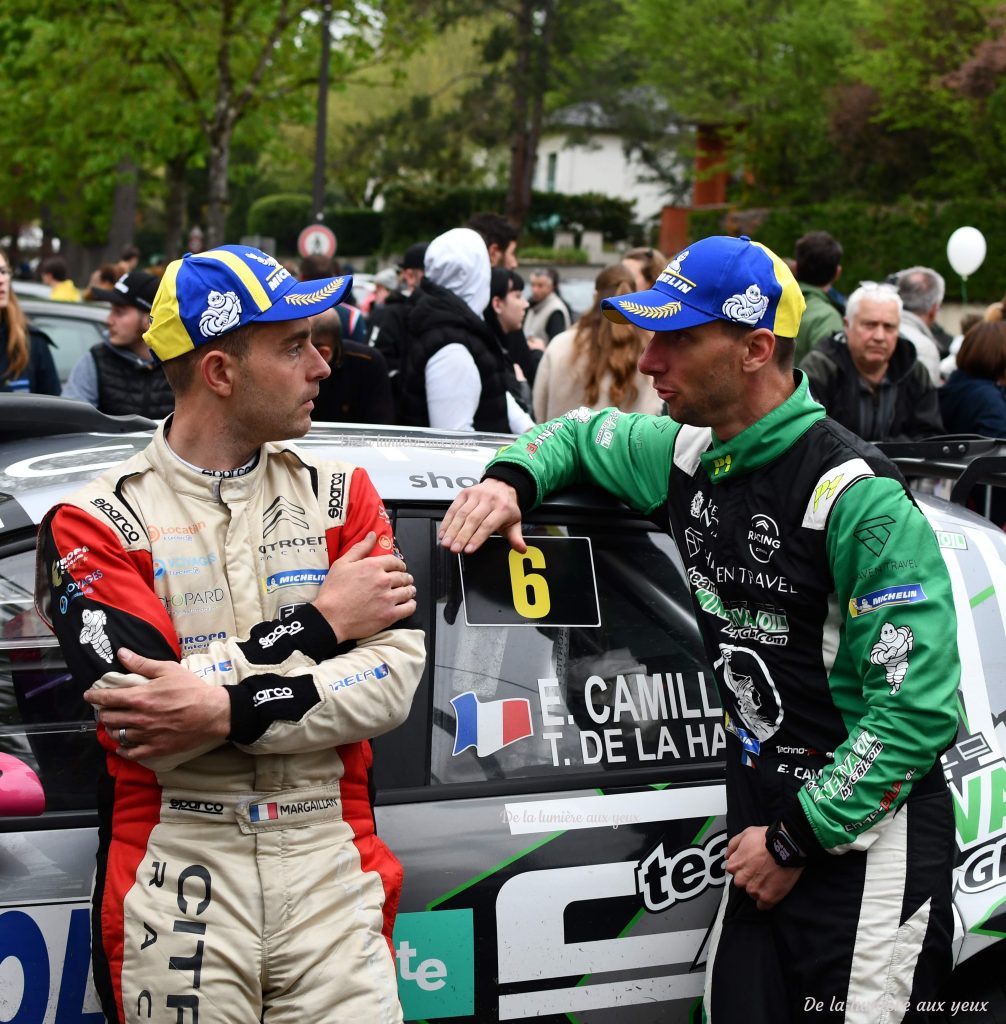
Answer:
[393,910,474,1020]
[451,692,533,757]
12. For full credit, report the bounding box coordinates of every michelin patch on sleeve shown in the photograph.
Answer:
[848,583,927,618]
[801,459,873,531]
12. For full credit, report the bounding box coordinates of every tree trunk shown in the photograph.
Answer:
[104,159,139,264]
[504,0,555,230]
[164,153,190,260]
[205,123,232,249]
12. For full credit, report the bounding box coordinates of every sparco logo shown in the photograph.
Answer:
[253,686,294,706]
[259,620,305,648]
[262,496,309,538]
[328,472,346,520]
[169,798,224,815]
[90,498,140,543]
[748,513,781,564]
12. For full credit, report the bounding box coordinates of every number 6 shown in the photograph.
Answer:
[508,546,551,619]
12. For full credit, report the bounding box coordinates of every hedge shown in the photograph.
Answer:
[380,185,636,251]
[246,194,383,257]
[688,199,1006,304]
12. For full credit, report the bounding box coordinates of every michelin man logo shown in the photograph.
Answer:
[722,284,769,325]
[80,608,113,663]
[668,249,690,274]
[199,290,242,337]
[870,622,914,694]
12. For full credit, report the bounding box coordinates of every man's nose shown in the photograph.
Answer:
[638,333,662,375]
[309,343,331,379]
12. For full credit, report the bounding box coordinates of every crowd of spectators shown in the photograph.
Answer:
[5,222,1006,470]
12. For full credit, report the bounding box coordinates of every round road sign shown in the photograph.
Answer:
[298,224,337,260]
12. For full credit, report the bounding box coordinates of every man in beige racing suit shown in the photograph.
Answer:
[35,245,425,1023]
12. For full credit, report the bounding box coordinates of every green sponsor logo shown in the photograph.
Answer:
[393,909,474,1020]
[936,531,968,550]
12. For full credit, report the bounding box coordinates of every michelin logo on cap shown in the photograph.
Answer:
[200,291,242,337]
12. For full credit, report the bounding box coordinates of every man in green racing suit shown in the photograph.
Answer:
[439,235,960,1023]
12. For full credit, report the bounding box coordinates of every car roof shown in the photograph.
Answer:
[18,297,111,321]
[0,396,526,528]
[1,397,1004,541]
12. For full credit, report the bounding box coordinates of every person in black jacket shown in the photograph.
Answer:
[0,250,60,394]
[400,228,533,434]
[309,307,395,424]
[799,281,943,442]
[63,271,174,418]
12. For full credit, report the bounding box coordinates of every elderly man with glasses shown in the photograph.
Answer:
[799,281,944,442]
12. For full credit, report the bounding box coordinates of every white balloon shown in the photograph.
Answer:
[947,226,987,278]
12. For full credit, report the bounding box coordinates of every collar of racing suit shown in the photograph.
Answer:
[145,418,284,504]
[700,369,827,484]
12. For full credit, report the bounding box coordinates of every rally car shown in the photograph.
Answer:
[0,396,1004,1023]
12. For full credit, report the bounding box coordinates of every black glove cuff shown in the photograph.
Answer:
[483,463,537,511]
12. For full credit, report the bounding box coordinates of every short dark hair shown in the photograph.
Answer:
[794,231,842,287]
[160,324,254,395]
[466,213,518,251]
[489,267,524,301]
[40,255,69,281]
[300,254,337,281]
[120,243,140,262]
[956,321,1006,381]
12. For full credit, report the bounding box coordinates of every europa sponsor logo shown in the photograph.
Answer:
[263,568,327,593]
[329,662,390,693]
[848,583,927,617]
[180,631,226,652]
[148,521,206,543]
[153,553,218,578]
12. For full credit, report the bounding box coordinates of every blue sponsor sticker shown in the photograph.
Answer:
[263,568,327,593]
[329,662,390,693]
[848,582,927,618]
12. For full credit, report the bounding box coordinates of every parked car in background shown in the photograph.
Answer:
[11,280,53,300]
[17,298,109,385]
[1,399,1005,1022]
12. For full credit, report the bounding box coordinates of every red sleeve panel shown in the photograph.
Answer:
[38,503,181,685]
[326,467,401,564]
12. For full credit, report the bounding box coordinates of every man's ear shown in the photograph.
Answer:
[314,342,334,364]
[742,327,777,372]
[199,350,236,397]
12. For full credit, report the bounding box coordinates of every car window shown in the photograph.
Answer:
[0,541,101,816]
[26,314,107,383]
[429,520,722,787]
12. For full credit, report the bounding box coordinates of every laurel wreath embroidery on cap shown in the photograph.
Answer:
[618,299,682,319]
[284,277,345,306]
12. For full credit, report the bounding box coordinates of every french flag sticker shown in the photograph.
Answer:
[249,802,279,823]
[450,691,533,757]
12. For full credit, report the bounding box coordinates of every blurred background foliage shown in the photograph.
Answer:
[4,0,1006,293]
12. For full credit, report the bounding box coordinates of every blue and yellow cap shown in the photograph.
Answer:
[602,235,805,337]
[143,245,352,361]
